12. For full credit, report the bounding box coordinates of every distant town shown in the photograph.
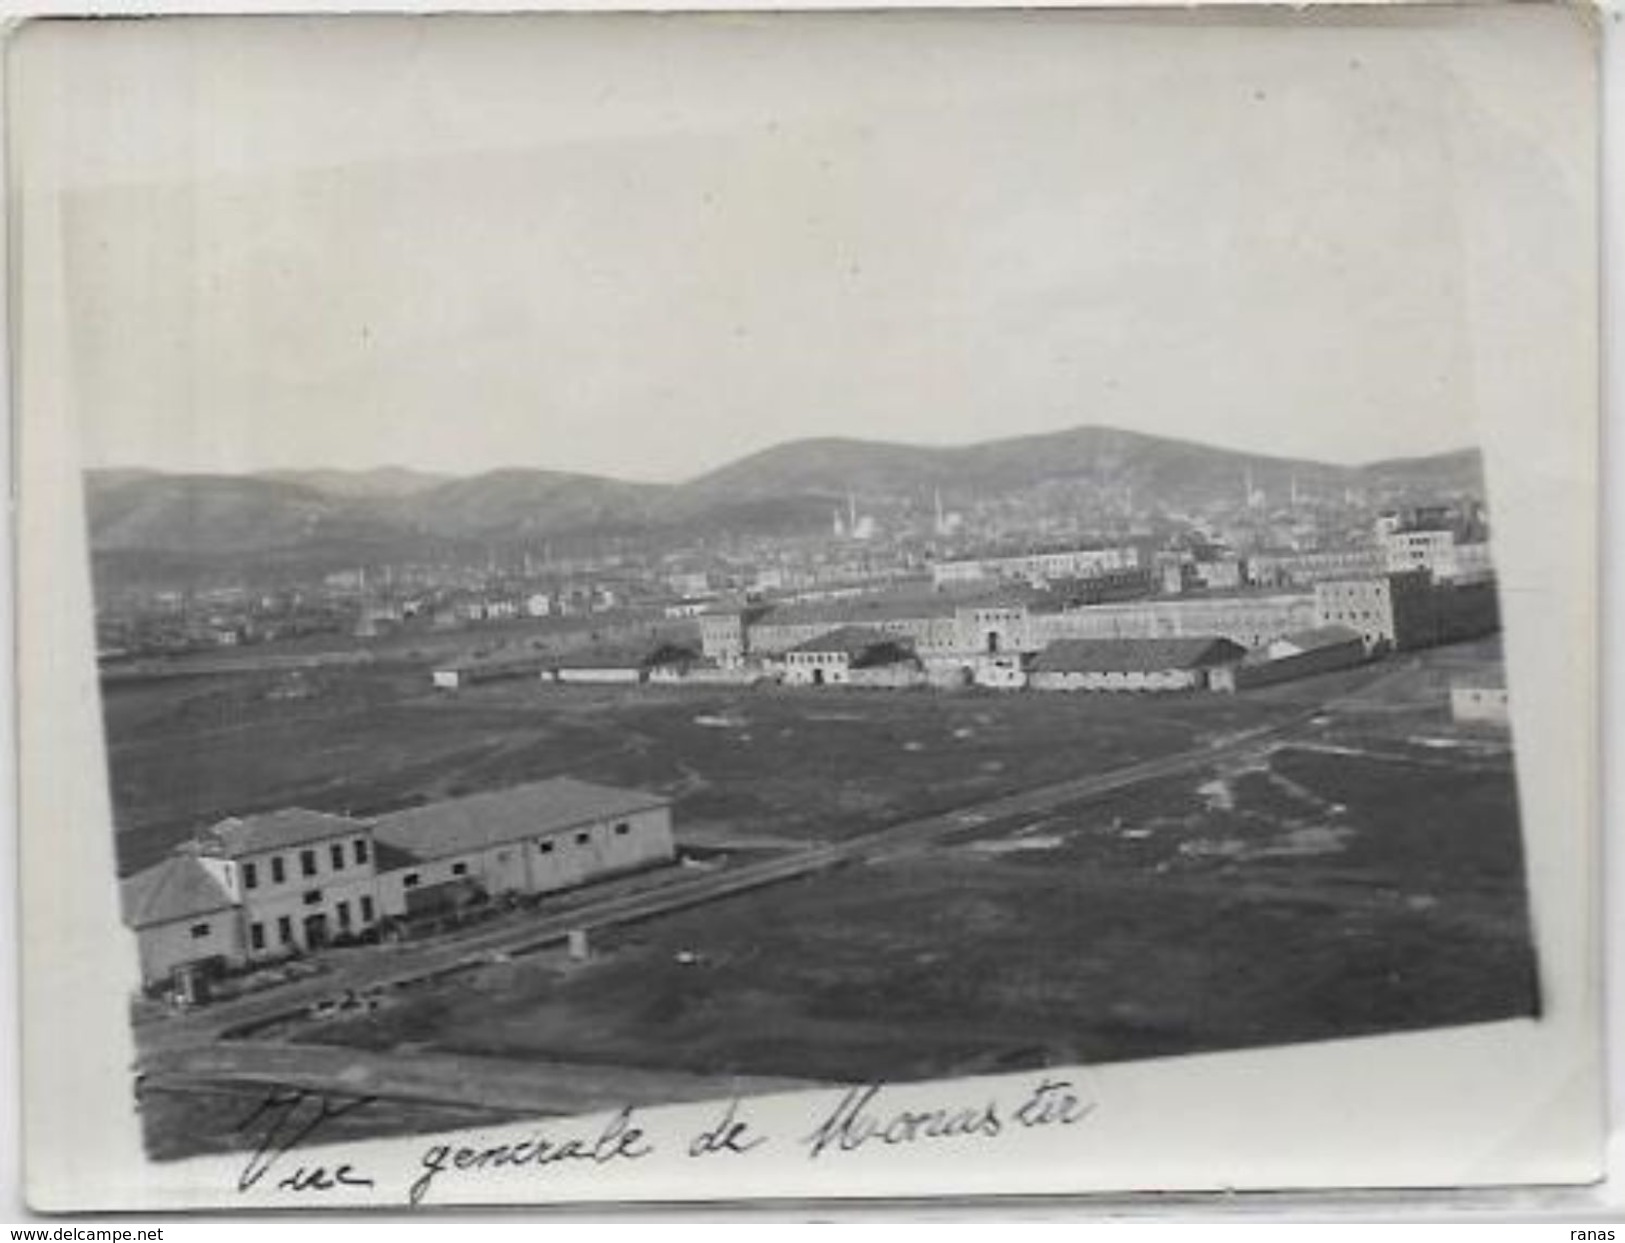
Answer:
[91,429,1498,696]
[95,429,1527,1161]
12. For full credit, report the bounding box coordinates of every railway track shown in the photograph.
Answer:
[140,716,1336,1059]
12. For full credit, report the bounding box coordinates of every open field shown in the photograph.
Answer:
[105,656,1381,876]
[281,720,1533,1082]
[110,634,1533,1158]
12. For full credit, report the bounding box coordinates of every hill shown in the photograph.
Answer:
[682,427,1483,510]
[83,427,1486,571]
[257,466,451,499]
[382,469,670,539]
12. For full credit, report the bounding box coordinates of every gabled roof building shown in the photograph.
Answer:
[370,778,675,918]
[1028,637,1244,692]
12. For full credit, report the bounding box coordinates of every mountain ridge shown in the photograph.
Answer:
[84,425,1486,565]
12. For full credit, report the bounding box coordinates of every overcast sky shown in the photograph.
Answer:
[28,9,1590,481]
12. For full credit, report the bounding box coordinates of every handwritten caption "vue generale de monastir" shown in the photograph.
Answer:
[234,1076,1098,1206]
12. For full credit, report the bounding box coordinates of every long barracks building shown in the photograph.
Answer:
[709,588,1319,666]
[120,777,676,994]
[703,568,1497,677]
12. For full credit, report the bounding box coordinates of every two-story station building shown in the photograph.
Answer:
[120,778,675,993]
[193,809,382,960]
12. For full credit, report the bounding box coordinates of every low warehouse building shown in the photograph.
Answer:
[1211,625,1367,691]
[1028,637,1245,692]
[432,654,550,690]
[371,777,675,918]
[779,626,918,687]
[1451,675,1510,727]
[548,651,648,685]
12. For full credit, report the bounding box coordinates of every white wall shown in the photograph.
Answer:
[237,832,381,958]
[376,805,676,917]
[782,652,851,685]
[556,667,643,684]
[524,806,675,894]
[1450,686,1511,724]
[134,908,243,985]
[1029,668,1199,692]
[376,841,532,918]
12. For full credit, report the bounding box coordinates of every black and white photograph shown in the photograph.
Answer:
[10,5,1603,1210]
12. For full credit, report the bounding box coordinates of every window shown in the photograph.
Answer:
[250,922,265,951]
[189,922,211,939]
[614,822,630,837]
[277,916,293,945]
[271,856,286,885]
[243,861,259,890]
[575,831,591,846]
[303,889,323,906]
[331,843,345,871]
[336,901,351,930]
[538,841,555,855]
[451,862,468,877]
[360,896,375,923]
[354,839,369,866]
[300,849,318,878]
[403,873,420,889]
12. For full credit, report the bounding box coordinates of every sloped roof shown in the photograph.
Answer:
[199,808,371,859]
[1275,625,1366,653]
[765,593,957,628]
[120,855,236,930]
[546,642,665,670]
[786,625,900,657]
[373,777,669,863]
[1030,637,1245,674]
[437,653,550,676]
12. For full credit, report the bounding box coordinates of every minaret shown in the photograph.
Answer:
[847,491,858,538]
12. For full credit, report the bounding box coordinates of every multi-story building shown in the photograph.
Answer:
[123,778,678,993]
[1246,548,1385,588]
[930,545,1141,589]
[1312,570,1497,651]
[698,603,770,667]
[954,601,1038,655]
[1382,528,1460,579]
[1032,593,1318,650]
[1313,572,1435,651]
[715,585,1318,675]
[194,809,382,961]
